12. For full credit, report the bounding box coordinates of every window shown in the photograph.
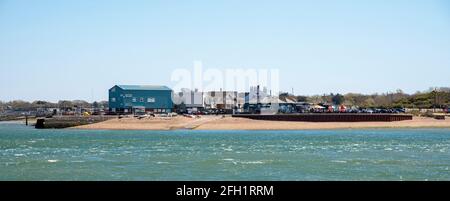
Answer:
[140,97,144,102]
[147,97,155,103]
[111,88,115,92]
[132,98,137,102]
[125,94,132,97]
[111,98,116,102]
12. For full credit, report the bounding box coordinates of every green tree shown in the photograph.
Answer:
[332,94,345,105]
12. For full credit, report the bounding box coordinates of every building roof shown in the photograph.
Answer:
[116,85,172,91]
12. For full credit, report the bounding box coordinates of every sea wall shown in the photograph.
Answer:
[232,114,413,122]
[35,116,115,129]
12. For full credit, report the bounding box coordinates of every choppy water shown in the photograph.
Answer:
[0,122,450,180]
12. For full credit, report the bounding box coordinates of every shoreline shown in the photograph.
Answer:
[72,116,450,131]
[71,126,450,131]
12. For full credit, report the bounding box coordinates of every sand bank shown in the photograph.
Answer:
[72,116,450,130]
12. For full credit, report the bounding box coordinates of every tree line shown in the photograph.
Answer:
[1,87,449,112]
[0,100,109,112]
[280,87,450,109]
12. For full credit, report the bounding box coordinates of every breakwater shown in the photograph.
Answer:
[35,116,115,129]
[232,114,413,122]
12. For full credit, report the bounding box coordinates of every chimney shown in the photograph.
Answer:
[257,85,260,104]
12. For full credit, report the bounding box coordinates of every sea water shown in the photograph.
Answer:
[0,122,449,180]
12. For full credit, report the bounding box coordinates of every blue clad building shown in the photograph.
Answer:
[109,85,173,114]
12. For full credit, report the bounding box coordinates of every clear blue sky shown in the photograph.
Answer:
[1,0,449,102]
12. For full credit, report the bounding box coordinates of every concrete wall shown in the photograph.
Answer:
[232,114,413,122]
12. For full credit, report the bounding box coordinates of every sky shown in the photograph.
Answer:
[1,0,449,102]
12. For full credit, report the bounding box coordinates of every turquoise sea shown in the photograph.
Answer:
[0,122,449,180]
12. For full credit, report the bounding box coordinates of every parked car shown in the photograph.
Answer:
[133,112,146,117]
[362,109,374,113]
[347,109,360,113]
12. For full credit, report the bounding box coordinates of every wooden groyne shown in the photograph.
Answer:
[232,114,413,122]
[35,116,115,129]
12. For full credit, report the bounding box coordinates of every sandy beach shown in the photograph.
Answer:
[73,115,450,130]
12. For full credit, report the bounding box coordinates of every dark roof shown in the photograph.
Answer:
[116,85,172,91]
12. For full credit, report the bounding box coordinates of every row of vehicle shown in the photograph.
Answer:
[178,109,231,115]
[309,108,406,114]
[357,108,406,113]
